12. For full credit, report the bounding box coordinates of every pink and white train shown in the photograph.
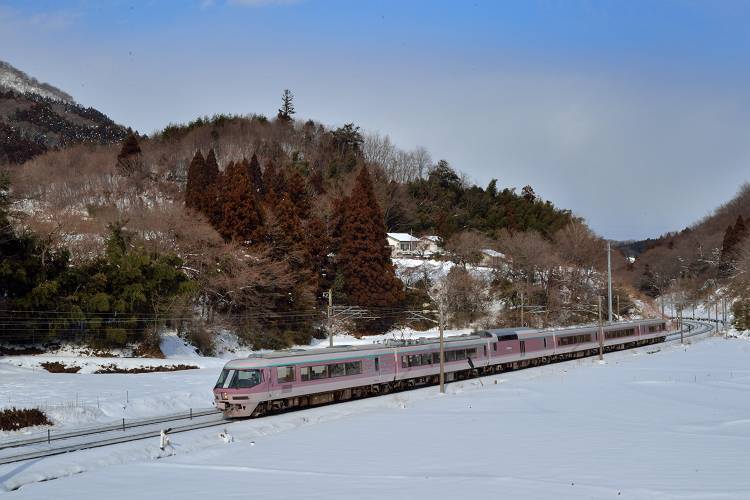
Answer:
[213,319,669,418]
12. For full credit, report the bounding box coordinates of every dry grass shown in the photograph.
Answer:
[40,361,81,373]
[0,407,52,431]
[94,364,197,374]
[0,346,45,356]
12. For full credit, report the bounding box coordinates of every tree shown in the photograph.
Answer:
[522,185,536,203]
[185,150,206,211]
[247,154,264,195]
[287,168,311,219]
[116,130,144,177]
[337,167,405,331]
[216,161,265,245]
[277,89,295,123]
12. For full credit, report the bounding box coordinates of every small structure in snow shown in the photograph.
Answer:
[386,233,420,257]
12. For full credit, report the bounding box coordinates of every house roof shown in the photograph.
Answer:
[387,233,420,242]
[481,248,506,258]
[420,235,441,242]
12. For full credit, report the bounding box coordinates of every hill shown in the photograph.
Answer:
[0,60,127,165]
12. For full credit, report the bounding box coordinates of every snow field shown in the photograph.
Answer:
[2,335,749,498]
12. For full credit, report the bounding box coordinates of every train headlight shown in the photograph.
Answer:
[221,392,228,401]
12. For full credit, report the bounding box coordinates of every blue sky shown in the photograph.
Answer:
[3,0,750,240]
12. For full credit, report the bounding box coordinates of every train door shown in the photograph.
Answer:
[520,340,526,356]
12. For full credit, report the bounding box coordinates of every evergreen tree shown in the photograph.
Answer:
[277,89,295,123]
[337,167,405,329]
[287,168,311,219]
[262,161,286,206]
[116,130,144,177]
[185,150,206,211]
[247,154,264,194]
[216,161,265,244]
[306,214,331,300]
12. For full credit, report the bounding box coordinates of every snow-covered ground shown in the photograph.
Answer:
[3,333,750,498]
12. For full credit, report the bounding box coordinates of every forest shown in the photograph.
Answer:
[1,91,630,352]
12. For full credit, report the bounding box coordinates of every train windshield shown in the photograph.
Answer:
[215,369,263,389]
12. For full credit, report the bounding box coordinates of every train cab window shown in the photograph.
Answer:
[345,361,362,375]
[215,369,233,389]
[330,363,346,377]
[276,366,295,383]
[374,357,380,371]
[232,369,263,389]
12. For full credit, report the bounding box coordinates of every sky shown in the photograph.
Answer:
[2,0,750,240]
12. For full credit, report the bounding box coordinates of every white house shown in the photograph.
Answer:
[386,233,420,257]
[417,235,442,257]
[480,248,507,268]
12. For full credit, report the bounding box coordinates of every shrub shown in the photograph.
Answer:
[94,364,197,374]
[40,361,81,373]
[0,407,51,431]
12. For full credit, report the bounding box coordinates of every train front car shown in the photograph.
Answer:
[213,358,269,418]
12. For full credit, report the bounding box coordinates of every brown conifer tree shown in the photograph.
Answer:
[337,166,405,320]
[116,130,144,177]
[216,161,265,245]
[262,161,286,206]
[247,154,264,195]
[306,214,331,299]
[287,168,311,219]
[185,150,205,211]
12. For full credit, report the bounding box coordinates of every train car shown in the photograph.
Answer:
[213,319,668,418]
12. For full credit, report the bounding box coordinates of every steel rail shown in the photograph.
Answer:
[0,408,221,451]
[0,416,227,466]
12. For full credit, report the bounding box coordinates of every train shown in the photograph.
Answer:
[213,318,669,418]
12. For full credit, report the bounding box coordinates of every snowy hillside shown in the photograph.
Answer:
[0,61,73,103]
[3,332,750,497]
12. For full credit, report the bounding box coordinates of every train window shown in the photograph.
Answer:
[330,363,346,377]
[310,365,329,380]
[421,354,432,365]
[300,366,310,381]
[433,352,440,363]
[277,366,295,383]
[215,369,232,388]
[493,343,497,352]
[232,369,263,389]
[483,346,487,357]
[401,356,408,368]
[374,357,380,371]
[408,355,421,367]
[606,328,635,340]
[520,341,526,354]
[543,338,547,349]
[446,350,456,362]
[466,348,477,357]
[345,361,362,375]
[558,334,592,346]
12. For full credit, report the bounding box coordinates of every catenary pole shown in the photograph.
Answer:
[598,296,604,361]
[328,288,333,347]
[607,242,613,323]
[439,307,445,394]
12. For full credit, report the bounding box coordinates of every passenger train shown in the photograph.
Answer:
[213,319,669,418]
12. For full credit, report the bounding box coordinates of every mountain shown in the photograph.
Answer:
[0,60,127,165]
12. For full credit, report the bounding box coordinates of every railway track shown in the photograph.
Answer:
[0,321,718,466]
[0,408,226,466]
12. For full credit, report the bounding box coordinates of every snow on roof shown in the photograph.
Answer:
[481,248,506,258]
[387,232,420,242]
[420,235,441,242]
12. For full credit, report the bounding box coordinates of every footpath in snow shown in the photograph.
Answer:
[2,335,750,498]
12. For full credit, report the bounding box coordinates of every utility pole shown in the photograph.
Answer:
[598,295,604,361]
[520,292,524,327]
[715,301,719,334]
[616,295,620,322]
[607,242,613,323]
[680,308,684,345]
[327,288,334,348]
[439,307,445,394]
